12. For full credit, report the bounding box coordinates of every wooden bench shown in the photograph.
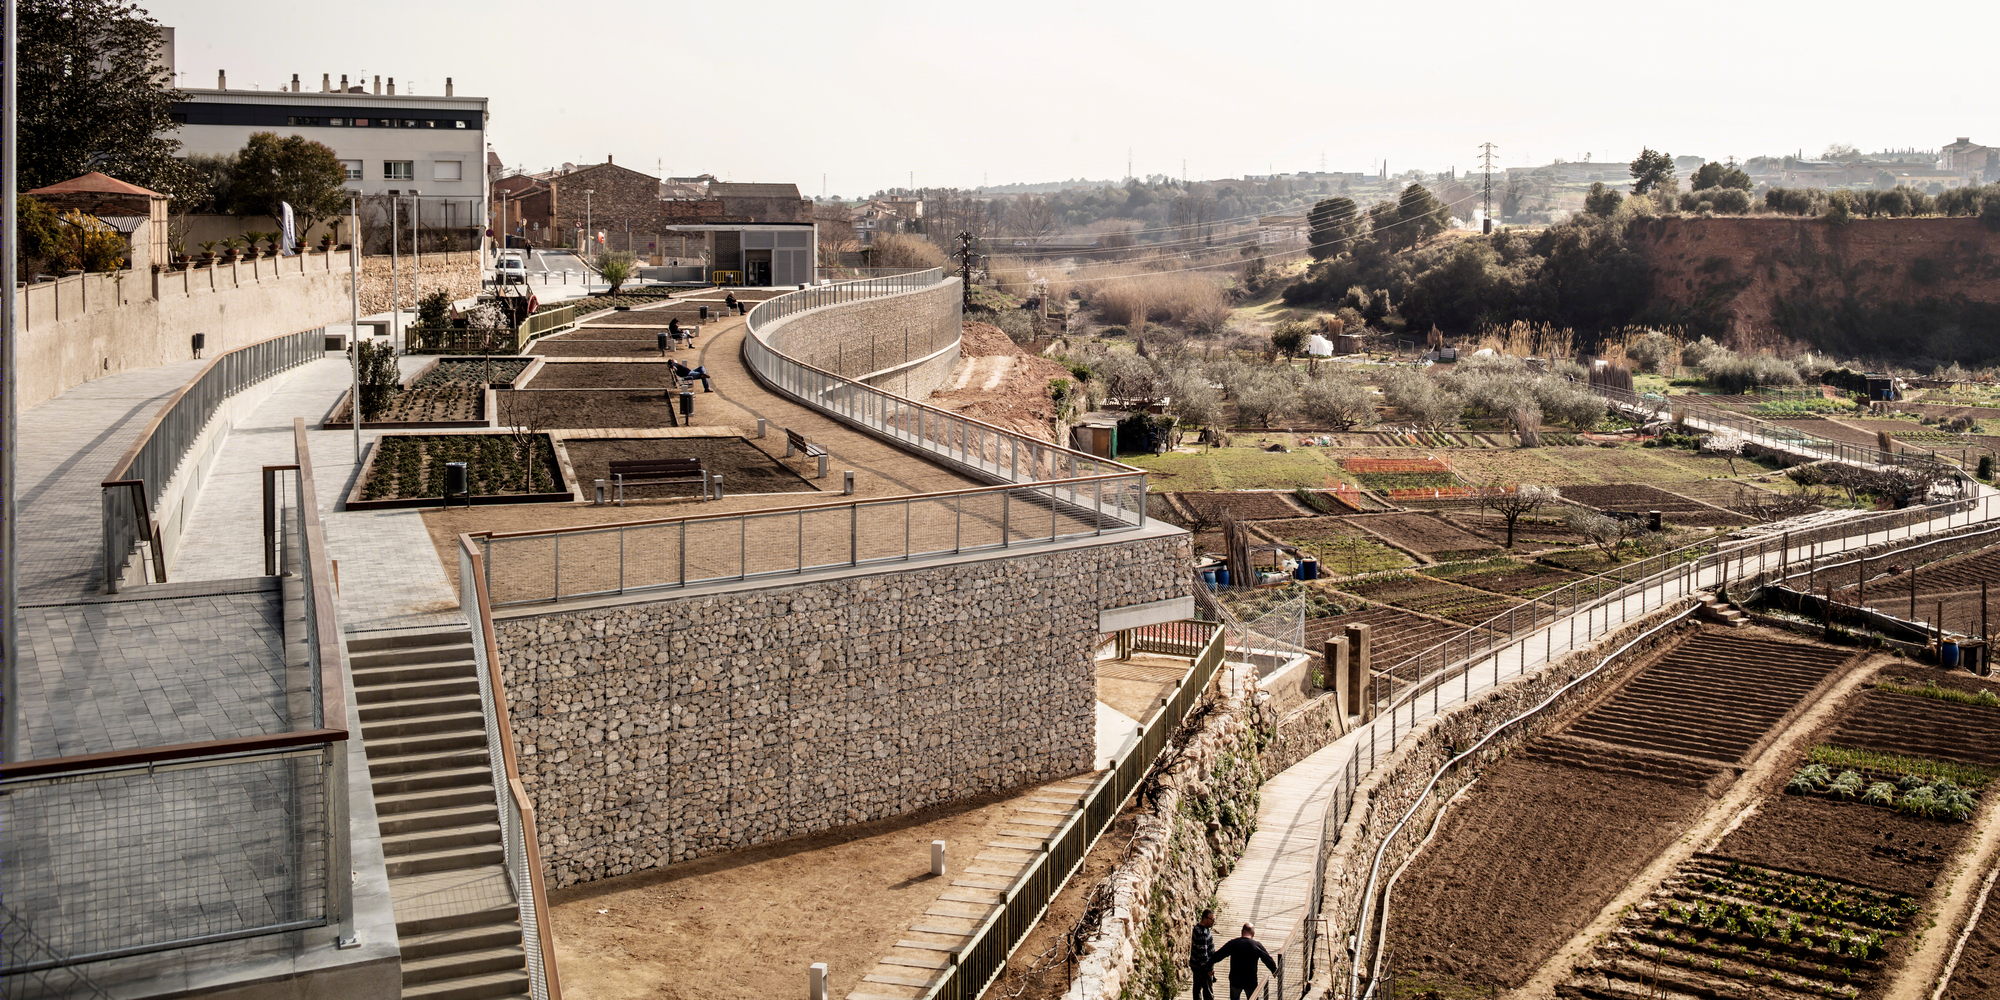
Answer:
[607,458,706,504]
[784,428,829,479]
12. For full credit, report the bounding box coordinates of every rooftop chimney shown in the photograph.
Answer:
[322,73,331,93]
[373,75,381,95]
[290,73,300,92]
[218,69,226,90]
[445,77,453,97]
[608,154,614,165]
[341,73,349,93]
[387,77,395,95]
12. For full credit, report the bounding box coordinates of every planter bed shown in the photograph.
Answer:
[322,357,536,430]
[1160,490,1312,523]
[563,436,812,501]
[523,361,688,390]
[346,432,570,510]
[497,388,693,431]
[1422,557,1583,597]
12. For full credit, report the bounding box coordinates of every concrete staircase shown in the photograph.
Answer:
[352,628,532,1000]
[1696,592,1749,628]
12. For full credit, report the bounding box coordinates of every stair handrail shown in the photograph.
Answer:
[459,534,563,1000]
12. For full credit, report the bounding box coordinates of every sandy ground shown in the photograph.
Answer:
[1097,652,1192,723]
[927,321,1074,444]
[549,777,1083,1000]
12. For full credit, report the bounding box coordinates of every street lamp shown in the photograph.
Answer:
[584,188,595,289]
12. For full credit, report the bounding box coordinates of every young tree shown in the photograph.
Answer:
[1583,182,1624,217]
[1299,373,1377,431]
[598,252,635,294]
[1307,196,1362,260]
[17,0,198,199]
[228,132,350,237]
[1270,318,1310,360]
[1701,431,1746,474]
[1233,368,1298,428]
[1628,148,1676,195]
[1479,483,1558,548]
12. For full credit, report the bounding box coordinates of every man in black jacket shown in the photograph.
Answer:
[1189,909,1216,1000]
[1210,923,1277,1000]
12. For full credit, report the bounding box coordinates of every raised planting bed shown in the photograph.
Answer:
[1349,512,1503,559]
[348,432,569,510]
[496,388,694,431]
[522,361,688,390]
[323,356,537,429]
[1255,517,1416,576]
[1422,557,1584,597]
[1564,630,1853,764]
[1160,490,1311,523]
[410,356,535,388]
[1825,688,2000,768]
[562,436,812,500]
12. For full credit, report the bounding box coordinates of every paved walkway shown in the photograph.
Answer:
[1204,487,2000,995]
[16,360,207,601]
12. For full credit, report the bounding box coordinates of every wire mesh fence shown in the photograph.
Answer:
[0,749,331,973]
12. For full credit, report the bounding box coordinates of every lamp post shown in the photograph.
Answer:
[349,198,362,462]
[584,189,594,288]
[4,0,20,764]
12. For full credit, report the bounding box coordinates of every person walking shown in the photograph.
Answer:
[1210,923,1277,1000]
[1189,909,1217,1000]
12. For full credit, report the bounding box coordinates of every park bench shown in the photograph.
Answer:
[608,457,706,504]
[784,428,829,479]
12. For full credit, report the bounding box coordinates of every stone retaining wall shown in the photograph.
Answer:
[761,278,962,399]
[357,250,481,315]
[495,531,1191,887]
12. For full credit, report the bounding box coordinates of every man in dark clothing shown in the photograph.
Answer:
[669,359,713,393]
[668,317,683,348]
[1189,909,1217,1000]
[1210,923,1277,1000]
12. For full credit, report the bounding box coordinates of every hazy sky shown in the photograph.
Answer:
[150,0,1989,196]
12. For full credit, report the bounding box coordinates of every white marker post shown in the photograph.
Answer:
[931,840,947,877]
[809,963,829,1000]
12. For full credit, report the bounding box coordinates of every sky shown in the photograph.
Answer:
[150,0,1991,197]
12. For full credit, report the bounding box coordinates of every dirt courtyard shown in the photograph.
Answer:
[549,778,1080,1000]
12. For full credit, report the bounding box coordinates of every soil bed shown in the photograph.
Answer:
[563,437,811,501]
[525,362,686,390]
[530,339,659,358]
[1713,793,1967,898]
[498,388,693,430]
[1423,557,1583,597]
[1557,483,1752,527]
[1160,490,1311,523]
[1343,573,1522,627]
[1301,605,1487,680]
[1827,690,2000,767]
[1252,518,1416,575]
[355,433,563,504]
[1388,758,1712,989]
[1350,513,1501,560]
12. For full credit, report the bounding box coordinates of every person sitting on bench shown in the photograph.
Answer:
[668,317,685,346]
[669,359,712,392]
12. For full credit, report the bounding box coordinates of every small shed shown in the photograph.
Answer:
[1071,413,1119,459]
[25,171,170,271]
[1336,333,1365,354]
[1864,372,1898,402]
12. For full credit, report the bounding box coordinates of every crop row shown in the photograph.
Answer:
[361,434,558,501]
[1689,861,1919,929]
[1786,763,1979,820]
[1339,456,1452,474]
[413,358,532,389]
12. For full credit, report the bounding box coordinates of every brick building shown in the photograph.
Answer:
[498,159,812,255]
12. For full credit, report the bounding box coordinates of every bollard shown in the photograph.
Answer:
[931,840,947,877]
[843,470,856,496]
[680,390,695,420]
[712,474,725,500]
[594,479,606,506]
[809,964,828,1000]
[817,453,829,480]
[758,417,767,439]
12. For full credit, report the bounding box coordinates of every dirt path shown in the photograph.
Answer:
[1884,785,2000,999]
[1508,650,1885,998]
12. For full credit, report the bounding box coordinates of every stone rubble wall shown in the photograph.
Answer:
[494,532,1191,888]
[356,250,482,315]
[1066,665,1273,1000]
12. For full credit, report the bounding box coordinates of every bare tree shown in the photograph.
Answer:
[1735,485,1818,523]
[1479,484,1559,548]
[1008,195,1059,247]
[501,391,561,493]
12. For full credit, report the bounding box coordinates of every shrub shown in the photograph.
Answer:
[1625,331,1676,373]
[871,233,946,270]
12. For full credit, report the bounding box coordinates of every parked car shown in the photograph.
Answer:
[494,257,528,285]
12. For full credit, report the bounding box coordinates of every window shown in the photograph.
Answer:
[454,119,467,129]
[341,160,363,180]
[434,160,463,182]
[384,161,414,181]
[327,117,346,126]
[404,120,419,129]
[354,118,370,127]
[286,116,323,127]
[423,119,437,128]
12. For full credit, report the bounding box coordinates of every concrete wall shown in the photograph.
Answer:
[760,278,963,400]
[15,257,352,409]
[493,531,1191,888]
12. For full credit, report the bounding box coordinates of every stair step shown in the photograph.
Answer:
[384,822,502,858]
[372,761,493,792]
[385,842,506,879]
[363,710,490,741]
[379,803,501,838]
[400,968,529,1000]
[402,944,527,985]
[400,920,522,962]
[365,730,489,760]
[360,693,483,722]
[394,893,516,937]
[345,628,474,654]
[355,678,482,704]
[348,642,476,668]
[377,784,501,816]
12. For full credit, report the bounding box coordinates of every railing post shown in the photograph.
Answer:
[326,740,356,947]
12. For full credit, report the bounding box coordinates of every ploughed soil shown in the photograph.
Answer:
[1096,653,1189,723]
[1712,793,1968,898]
[1387,758,1712,988]
[549,779,1081,1000]
[1828,689,2000,767]
[1945,896,2000,1000]
[498,388,711,431]
[530,338,660,358]
[925,321,1072,444]
[563,437,814,501]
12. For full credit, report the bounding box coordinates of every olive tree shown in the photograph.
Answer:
[1299,372,1377,431]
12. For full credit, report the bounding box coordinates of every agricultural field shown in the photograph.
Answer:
[1668,477,1813,516]
[1826,688,2000,768]
[1445,445,1758,487]
[1342,572,1523,627]
[1771,417,1883,449]
[1423,557,1584,597]
[1350,513,1503,561]
[1124,443,1357,491]
[1159,490,1311,524]
[1565,632,1853,763]
[1444,511,1587,548]
[1301,605,1489,680]
[1829,545,2000,647]
[1252,518,1416,575]
[1556,484,1753,528]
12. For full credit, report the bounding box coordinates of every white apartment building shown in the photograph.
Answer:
[170,72,490,229]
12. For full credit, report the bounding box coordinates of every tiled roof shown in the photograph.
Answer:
[26,172,163,198]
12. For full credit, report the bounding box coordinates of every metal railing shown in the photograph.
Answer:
[919,623,1229,1000]
[5,421,351,976]
[474,270,1151,606]
[459,537,562,1000]
[1586,380,1959,477]
[99,326,322,592]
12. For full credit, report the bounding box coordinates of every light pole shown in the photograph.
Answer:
[584,189,594,287]
[4,0,20,764]
[349,198,362,462]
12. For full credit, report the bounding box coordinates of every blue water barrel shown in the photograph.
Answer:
[1217,568,1231,587]
[1943,641,1962,668]
[1201,569,1217,590]
[1296,559,1320,581]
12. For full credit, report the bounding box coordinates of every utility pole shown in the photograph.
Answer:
[1479,142,1498,233]
[953,232,977,311]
